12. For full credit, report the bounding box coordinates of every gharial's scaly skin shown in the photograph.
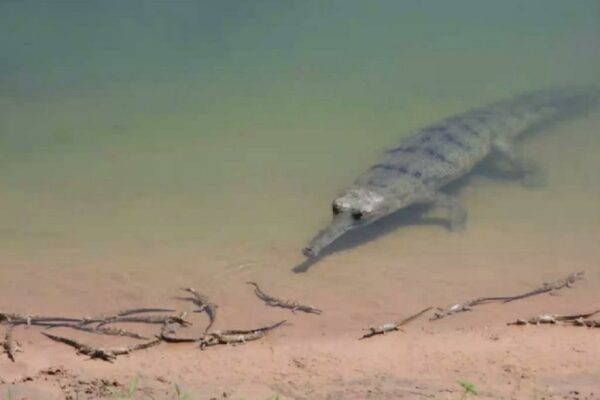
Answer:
[303,87,600,258]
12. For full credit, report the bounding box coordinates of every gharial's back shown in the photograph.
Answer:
[302,86,600,258]
[355,87,599,193]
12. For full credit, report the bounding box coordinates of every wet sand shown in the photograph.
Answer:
[1,112,599,398]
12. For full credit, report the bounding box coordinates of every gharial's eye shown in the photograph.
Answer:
[332,203,342,215]
[352,210,365,220]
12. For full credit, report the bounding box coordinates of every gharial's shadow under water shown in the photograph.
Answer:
[291,158,544,273]
[292,204,447,273]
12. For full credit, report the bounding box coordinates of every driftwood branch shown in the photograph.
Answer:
[508,309,600,326]
[431,271,585,321]
[502,271,585,303]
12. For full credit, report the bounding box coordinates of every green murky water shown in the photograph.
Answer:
[0,1,599,271]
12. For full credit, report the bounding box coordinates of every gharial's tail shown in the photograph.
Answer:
[513,85,600,116]
[491,85,600,139]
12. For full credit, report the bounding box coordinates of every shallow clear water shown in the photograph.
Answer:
[0,1,599,284]
[2,5,600,397]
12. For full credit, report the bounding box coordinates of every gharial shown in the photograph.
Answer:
[303,87,599,258]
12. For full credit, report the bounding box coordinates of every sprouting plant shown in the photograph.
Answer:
[112,377,193,400]
[458,380,478,399]
[174,384,189,400]
[128,376,141,398]
[115,376,140,400]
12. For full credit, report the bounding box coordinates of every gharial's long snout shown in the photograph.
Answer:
[302,213,357,258]
[303,186,392,258]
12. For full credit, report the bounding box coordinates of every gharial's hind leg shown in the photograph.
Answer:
[430,192,467,231]
[491,138,546,188]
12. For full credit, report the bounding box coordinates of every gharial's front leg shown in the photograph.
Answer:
[491,138,546,188]
[418,191,467,231]
[432,192,467,231]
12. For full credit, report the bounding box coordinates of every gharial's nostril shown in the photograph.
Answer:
[352,210,364,220]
